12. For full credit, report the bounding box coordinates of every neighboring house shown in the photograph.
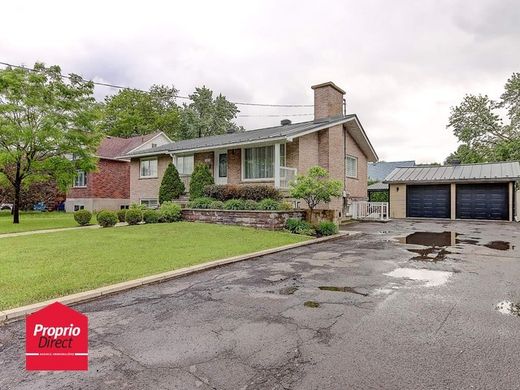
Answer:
[367,161,415,201]
[384,161,520,221]
[368,160,415,181]
[123,82,379,219]
[65,132,172,212]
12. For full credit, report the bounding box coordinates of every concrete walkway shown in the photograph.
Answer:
[0,222,127,239]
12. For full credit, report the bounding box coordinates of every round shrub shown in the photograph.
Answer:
[209,200,224,209]
[258,198,281,210]
[143,209,160,224]
[130,203,147,211]
[188,197,214,209]
[315,221,338,237]
[97,210,118,228]
[224,199,245,210]
[73,209,92,226]
[117,209,127,223]
[125,208,143,225]
[280,201,294,211]
[159,201,182,222]
[243,199,259,210]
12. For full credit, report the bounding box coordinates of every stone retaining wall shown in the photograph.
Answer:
[181,209,307,230]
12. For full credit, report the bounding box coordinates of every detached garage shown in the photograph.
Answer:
[384,162,520,222]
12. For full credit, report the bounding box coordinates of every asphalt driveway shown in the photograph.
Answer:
[1,220,519,389]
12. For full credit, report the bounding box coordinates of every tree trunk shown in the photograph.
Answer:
[13,163,21,224]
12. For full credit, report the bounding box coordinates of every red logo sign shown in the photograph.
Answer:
[26,302,88,371]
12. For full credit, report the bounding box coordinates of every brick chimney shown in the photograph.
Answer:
[311,82,345,120]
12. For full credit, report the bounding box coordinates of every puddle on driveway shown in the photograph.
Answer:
[385,268,452,287]
[304,301,320,308]
[399,231,454,247]
[318,286,368,296]
[279,286,299,295]
[485,241,515,251]
[496,301,520,316]
[397,231,515,261]
[407,247,452,262]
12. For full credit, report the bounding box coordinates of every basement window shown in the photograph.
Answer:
[140,199,158,209]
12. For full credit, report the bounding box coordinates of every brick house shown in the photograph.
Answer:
[65,132,172,212]
[124,82,378,218]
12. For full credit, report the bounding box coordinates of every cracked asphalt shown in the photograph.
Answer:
[1,220,519,389]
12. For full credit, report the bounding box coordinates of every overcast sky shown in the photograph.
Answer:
[2,0,519,163]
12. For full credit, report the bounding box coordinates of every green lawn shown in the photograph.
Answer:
[0,222,308,310]
[0,211,78,234]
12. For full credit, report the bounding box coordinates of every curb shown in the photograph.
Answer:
[0,231,354,325]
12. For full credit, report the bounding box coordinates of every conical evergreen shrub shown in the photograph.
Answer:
[189,163,214,200]
[159,163,185,203]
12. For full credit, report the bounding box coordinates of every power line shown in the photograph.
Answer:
[0,61,314,108]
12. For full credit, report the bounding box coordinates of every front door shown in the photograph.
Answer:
[215,151,228,185]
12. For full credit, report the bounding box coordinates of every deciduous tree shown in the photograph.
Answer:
[101,85,181,139]
[0,63,101,223]
[447,73,520,163]
[179,86,242,139]
[289,166,343,213]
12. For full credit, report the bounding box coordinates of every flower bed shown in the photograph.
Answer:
[181,209,306,230]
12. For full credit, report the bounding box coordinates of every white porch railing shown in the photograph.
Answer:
[180,175,191,192]
[350,201,389,221]
[280,167,297,189]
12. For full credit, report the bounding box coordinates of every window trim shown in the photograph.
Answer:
[346,155,358,179]
[241,144,278,182]
[139,157,158,179]
[175,154,195,176]
[73,170,87,188]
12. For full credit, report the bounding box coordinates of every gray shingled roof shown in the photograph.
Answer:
[368,160,415,181]
[384,161,520,183]
[124,115,358,157]
[367,181,389,191]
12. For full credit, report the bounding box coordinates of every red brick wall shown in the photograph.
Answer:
[227,148,242,184]
[194,152,214,171]
[68,159,129,199]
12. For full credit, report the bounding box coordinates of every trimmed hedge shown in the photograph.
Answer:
[73,209,92,226]
[125,209,143,225]
[203,184,281,201]
[97,210,118,228]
